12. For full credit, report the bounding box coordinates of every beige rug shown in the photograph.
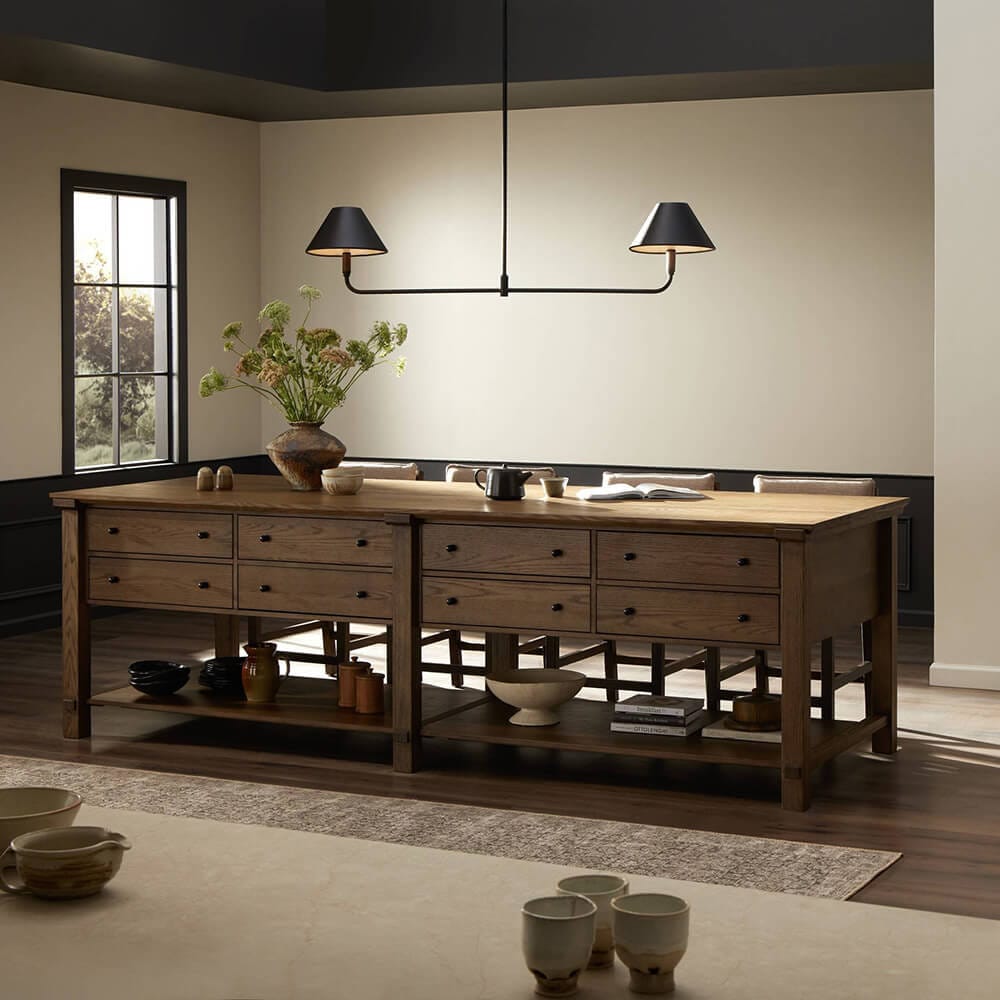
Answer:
[0,753,898,899]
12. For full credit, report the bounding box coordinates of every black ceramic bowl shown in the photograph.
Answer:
[129,666,190,696]
[200,656,245,676]
[128,660,187,677]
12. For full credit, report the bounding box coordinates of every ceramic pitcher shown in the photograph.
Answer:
[242,642,283,703]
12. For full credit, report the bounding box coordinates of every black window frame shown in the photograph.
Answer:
[60,169,188,474]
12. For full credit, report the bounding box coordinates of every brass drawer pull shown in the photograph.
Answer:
[623,552,636,561]
[551,548,563,558]
[737,613,750,623]
[106,575,119,584]
[623,606,636,616]
[551,602,563,612]
[197,581,210,590]
[355,538,367,547]
[355,590,368,599]
[258,534,271,543]
[106,527,119,535]
[258,584,271,593]
[197,531,210,539]
[445,596,458,606]
[736,557,750,566]
[445,543,458,552]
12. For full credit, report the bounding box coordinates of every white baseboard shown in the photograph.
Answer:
[929,662,1000,691]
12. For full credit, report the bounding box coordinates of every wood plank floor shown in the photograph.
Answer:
[3,611,999,920]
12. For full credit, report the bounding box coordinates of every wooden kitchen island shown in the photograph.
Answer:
[51,476,906,810]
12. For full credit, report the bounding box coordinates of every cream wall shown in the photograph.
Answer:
[931,2,1000,689]
[0,81,261,480]
[261,90,933,474]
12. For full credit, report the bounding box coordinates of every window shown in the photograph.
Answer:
[61,170,187,472]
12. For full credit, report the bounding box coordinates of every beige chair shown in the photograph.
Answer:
[547,471,725,704]
[445,464,555,484]
[751,474,877,719]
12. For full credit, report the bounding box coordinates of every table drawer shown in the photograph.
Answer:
[597,586,779,644]
[596,533,779,589]
[89,557,233,609]
[238,564,392,619]
[238,516,391,566]
[88,509,232,558]
[422,525,590,577]
[423,577,590,632]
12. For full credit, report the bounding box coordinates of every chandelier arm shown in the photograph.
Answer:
[341,253,499,294]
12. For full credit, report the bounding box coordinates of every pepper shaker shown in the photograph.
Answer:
[215,465,234,490]
[196,467,214,491]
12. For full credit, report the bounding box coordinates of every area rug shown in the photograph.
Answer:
[0,754,898,899]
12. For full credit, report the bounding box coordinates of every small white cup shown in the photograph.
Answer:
[612,893,689,994]
[540,476,569,499]
[321,468,364,496]
[522,894,597,997]
[556,873,629,968]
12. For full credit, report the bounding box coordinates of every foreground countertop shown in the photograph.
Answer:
[51,475,907,536]
[0,804,994,1000]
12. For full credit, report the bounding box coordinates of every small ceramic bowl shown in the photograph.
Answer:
[128,661,190,696]
[321,468,364,496]
[0,826,131,899]
[486,668,587,726]
[0,788,82,851]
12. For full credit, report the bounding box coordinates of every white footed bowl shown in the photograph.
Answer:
[0,787,82,850]
[486,669,586,726]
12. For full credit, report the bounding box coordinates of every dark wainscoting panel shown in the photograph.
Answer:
[0,456,271,637]
[356,456,934,629]
[0,454,932,635]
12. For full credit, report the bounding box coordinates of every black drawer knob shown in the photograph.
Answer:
[355,538,367,547]
[106,575,119,584]
[106,527,119,535]
[355,590,368,599]
[197,581,210,590]
[445,543,458,553]
[623,606,636,616]
[551,548,563,558]
[445,596,458,606]
[551,603,563,612]
[623,552,636,561]
[258,584,271,593]
[258,534,271,543]
[737,613,750,623]
[197,531,209,539]
[736,557,750,567]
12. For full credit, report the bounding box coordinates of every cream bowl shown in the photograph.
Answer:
[486,668,586,726]
[0,787,83,850]
[321,469,364,496]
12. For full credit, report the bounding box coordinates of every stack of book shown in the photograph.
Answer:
[610,695,709,737]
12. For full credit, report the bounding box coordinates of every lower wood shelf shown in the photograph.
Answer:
[90,679,484,734]
[422,697,885,770]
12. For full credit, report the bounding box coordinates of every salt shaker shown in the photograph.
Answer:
[215,465,234,490]
[196,467,214,491]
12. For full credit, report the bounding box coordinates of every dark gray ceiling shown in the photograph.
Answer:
[0,0,933,120]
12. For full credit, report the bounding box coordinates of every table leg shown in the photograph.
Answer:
[870,516,898,754]
[485,632,519,676]
[214,615,241,658]
[61,508,91,739]
[780,537,811,811]
[390,515,421,772]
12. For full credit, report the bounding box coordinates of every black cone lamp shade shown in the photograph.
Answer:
[306,206,388,257]
[630,202,715,254]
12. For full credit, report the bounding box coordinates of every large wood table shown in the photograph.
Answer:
[51,476,907,810]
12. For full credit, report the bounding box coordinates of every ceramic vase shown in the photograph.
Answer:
[265,422,346,491]
[242,642,282,703]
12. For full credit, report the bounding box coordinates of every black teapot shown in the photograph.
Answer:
[474,464,534,501]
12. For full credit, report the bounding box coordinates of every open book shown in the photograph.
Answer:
[577,483,707,502]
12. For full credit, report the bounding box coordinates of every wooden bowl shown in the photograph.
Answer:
[727,689,782,731]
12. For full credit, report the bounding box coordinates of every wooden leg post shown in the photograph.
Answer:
[61,507,91,739]
[870,517,898,754]
[485,632,519,677]
[214,615,241,659]
[390,515,421,772]
[448,629,464,687]
[779,535,811,811]
[705,646,721,713]
[820,637,835,721]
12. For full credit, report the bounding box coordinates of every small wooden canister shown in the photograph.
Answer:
[355,671,385,715]
[337,657,371,709]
